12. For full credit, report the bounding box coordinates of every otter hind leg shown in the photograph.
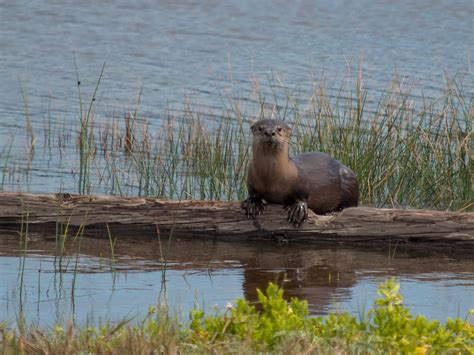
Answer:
[339,167,359,208]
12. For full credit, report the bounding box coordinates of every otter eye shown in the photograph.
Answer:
[258,126,263,131]
[277,127,282,132]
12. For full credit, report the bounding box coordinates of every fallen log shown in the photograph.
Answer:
[0,192,472,252]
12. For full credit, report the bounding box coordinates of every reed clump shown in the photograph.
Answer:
[0,71,472,211]
[1,279,472,354]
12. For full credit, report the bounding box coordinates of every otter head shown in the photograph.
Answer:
[250,119,291,154]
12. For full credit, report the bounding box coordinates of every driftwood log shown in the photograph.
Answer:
[0,192,473,252]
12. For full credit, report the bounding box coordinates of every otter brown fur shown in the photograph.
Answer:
[242,119,359,226]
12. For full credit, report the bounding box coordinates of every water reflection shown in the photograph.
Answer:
[1,233,473,327]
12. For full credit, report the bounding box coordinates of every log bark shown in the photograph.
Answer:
[0,192,472,252]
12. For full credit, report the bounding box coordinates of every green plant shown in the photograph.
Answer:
[1,279,473,353]
[188,279,473,353]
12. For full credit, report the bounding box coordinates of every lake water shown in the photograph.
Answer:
[0,0,473,193]
[1,235,473,327]
[0,0,473,327]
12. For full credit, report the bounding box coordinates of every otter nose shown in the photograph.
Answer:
[264,130,276,137]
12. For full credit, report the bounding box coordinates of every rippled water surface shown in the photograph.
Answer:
[1,0,473,193]
[1,0,472,113]
[1,235,473,326]
[0,0,474,178]
[0,0,473,326]
[0,0,474,193]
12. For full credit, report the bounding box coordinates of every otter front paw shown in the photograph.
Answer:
[285,201,308,227]
[241,196,267,219]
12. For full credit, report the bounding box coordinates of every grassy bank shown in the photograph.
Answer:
[1,70,472,210]
[1,279,472,354]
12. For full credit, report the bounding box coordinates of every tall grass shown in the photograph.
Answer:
[0,70,472,211]
[73,56,106,195]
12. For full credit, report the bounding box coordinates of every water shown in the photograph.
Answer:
[2,1,473,112]
[1,0,473,193]
[1,235,473,326]
[0,0,474,193]
[0,0,473,327]
[1,0,472,114]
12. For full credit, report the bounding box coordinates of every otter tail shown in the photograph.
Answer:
[339,167,359,208]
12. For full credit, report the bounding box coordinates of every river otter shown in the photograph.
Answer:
[242,119,359,227]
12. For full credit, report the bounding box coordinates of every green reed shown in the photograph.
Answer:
[0,137,15,191]
[74,56,106,195]
[97,71,470,210]
[288,73,473,210]
[18,79,35,151]
[1,68,472,211]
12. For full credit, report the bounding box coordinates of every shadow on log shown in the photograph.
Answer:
[0,192,472,252]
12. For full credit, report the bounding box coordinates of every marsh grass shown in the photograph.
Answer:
[0,69,472,210]
[73,56,106,195]
[1,136,15,191]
